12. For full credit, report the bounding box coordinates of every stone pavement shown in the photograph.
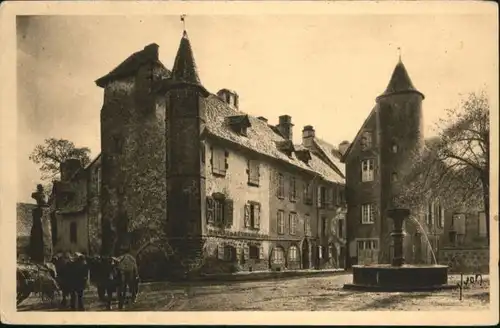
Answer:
[18,273,489,312]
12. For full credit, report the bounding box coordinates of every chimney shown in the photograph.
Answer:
[257,116,268,123]
[338,140,351,155]
[277,115,294,140]
[60,158,83,181]
[217,89,239,109]
[302,125,315,148]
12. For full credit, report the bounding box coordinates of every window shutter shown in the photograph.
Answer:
[225,199,234,227]
[224,151,229,170]
[254,203,261,229]
[259,245,264,260]
[244,204,251,228]
[206,197,215,225]
[243,244,249,260]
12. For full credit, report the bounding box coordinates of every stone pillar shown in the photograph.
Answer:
[30,184,53,263]
[388,208,410,267]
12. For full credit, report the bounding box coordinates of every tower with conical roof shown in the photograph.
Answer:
[160,28,210,272]
[341,56,425,267]
[376,57,425,263]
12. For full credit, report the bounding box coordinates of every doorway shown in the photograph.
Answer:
[301,238,310,269]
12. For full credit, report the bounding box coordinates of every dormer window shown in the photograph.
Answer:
[295,149,312,164]
[225,115,251,137]
[276,140,295,157]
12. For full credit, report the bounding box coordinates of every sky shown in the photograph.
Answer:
[16,13,498,203]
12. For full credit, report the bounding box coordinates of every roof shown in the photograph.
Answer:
[204,94,345,184]
[95,43,171,88]
[17,202,36,237]
[312,137,346,178]
[171,31,201,84]
[377,60,424,100]
[340,105,377,162]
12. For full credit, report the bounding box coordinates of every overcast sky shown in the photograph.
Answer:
[16,13,498,203]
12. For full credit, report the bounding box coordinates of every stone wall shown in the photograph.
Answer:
[100,63,169,256]
[439,247,489,274]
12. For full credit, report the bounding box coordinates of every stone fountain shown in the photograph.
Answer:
[343,208,458,292]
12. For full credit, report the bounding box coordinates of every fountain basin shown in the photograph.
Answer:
[343,264,458,292]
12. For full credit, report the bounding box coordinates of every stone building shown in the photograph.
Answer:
[47,29,346,278]
[48,156,102,255]
[340,59,488,270]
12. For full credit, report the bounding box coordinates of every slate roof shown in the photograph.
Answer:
[377,60,424,100]
[171,31,201,84]
[203,95,345,184]
[17,202,36,237]
[95,43,171,88]
[312,137,346,177]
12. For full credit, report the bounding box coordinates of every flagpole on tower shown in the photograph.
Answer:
[397,47,402,62]
[181,14,186,31]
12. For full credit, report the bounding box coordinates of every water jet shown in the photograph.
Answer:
[343,208,458,292]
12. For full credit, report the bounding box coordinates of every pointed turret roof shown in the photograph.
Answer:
[171,30,201,84]
[377,59,424,100]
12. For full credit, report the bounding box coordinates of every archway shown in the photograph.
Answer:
[301,238,310,269]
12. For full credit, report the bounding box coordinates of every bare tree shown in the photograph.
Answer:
[397,91,490,242]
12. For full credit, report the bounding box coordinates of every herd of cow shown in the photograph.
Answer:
[17,252,141,311]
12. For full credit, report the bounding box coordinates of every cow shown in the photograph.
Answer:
[87,253,140,310]
[51,252,89,311]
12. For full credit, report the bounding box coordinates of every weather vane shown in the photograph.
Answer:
[181,14,186,30]
[397,47,402,62]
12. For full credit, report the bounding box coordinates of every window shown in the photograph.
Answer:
[304,214,311,236]
[318,246,323,259]
[112,135,122,154]
[321,216,327,237]
[289,177,297,202]
[392,143,398,153]
[277,173,285,199]
[426,202,434,225]
[277,210,285,234]
[249,245,260,259]
[357,239,378,250]
[361,159,374,182]
[70,221,77,244]
[214,198,225,224]
[317,186,326,208]
[360,131,372,150]
[288,245,299,262]
[223,245,235,262]
[338,219,344,239]
[207,195,234,227]
[436,202,444,228]
[361,204,375,224]
[289,212,298,235]
[211,147,228,176]
[478,211,487,236]
[201,142,206,163]
[247,160,260,186]
[328,246,334,260]
[272,247,285,264]
[337,188,345,205]
[391,172,398,182]
[327,187,335,208]
[244,202,261,230]
[303,182,313,205]
[451,214,466,235]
